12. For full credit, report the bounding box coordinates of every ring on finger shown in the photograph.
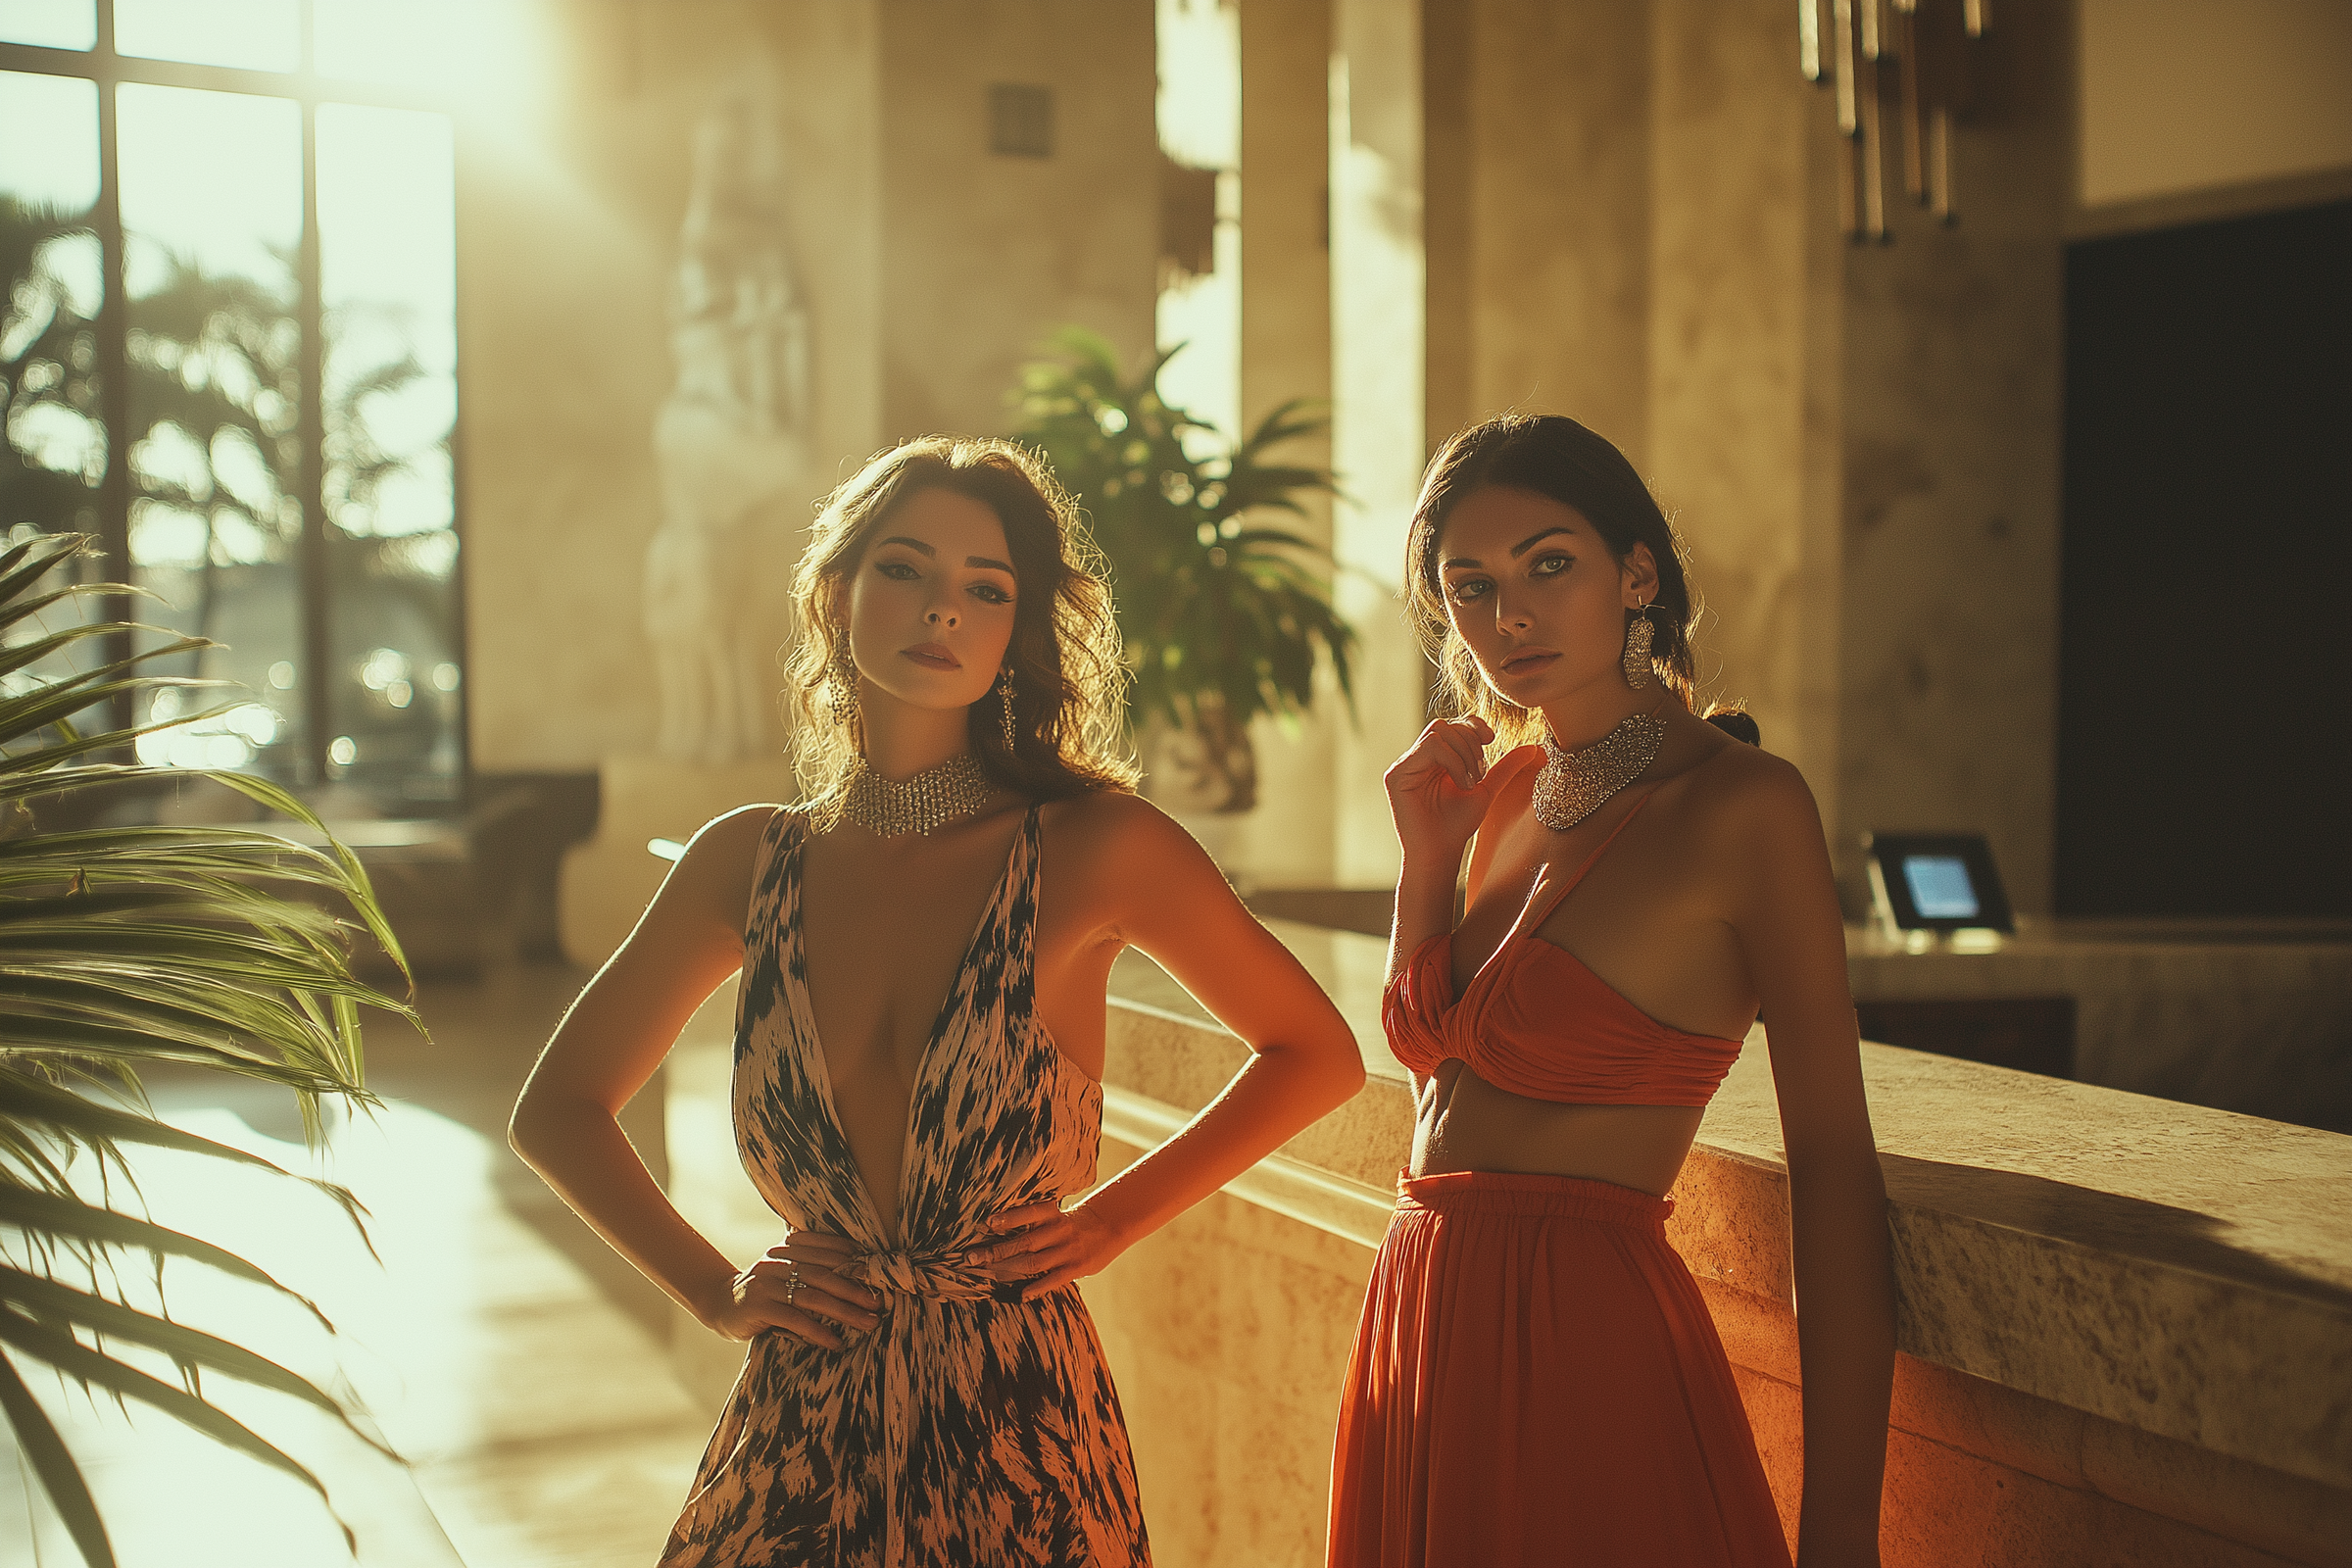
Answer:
[785,1263,802,1309]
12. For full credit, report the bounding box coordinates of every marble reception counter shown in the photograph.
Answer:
[1844,920,2352,1132]
[1087,921,2352,1568]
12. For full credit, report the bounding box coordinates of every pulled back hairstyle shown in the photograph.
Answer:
[1406,413,1708,749]
[784,436,1139,812]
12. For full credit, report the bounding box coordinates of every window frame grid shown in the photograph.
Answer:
[0,4,466,799]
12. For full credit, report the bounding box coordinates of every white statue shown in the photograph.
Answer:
[646,78,811,765]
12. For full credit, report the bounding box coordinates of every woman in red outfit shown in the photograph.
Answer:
[1328,414,1894,1568]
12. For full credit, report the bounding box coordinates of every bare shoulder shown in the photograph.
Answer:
[681,803,788,868]
[1664,734,1828,863]
[659,804,788,930]
[694,802,790,845]
[1036,789,1233,949]
[1039,787,1206,870]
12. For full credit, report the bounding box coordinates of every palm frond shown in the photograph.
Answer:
[0,1189,334,1323]
[0,1070,372,1234]
[1233,396,1332,461]
[0,1304,361,1550]
[0,1267,382,1447]
[0,1350,117,1568]
[0,531,414,1562]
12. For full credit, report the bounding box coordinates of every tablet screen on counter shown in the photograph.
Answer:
[1902,855,1981,920]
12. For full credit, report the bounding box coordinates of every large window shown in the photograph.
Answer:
[1,0,462,808]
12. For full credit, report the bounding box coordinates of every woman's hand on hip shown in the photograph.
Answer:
[976,1200,1123,1300]
[705,1229,880,1349]
[1386,716,1502,860]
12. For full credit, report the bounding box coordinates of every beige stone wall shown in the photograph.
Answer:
[460,1,884,775]
[458,2,672,772]
[1085,1138,1372,1568]
[483,0,2305,922]
[459,0,2054,905]
[1832,0,2070,915]
[771,0,889,514]
[1403,0,1851,836]
[463,1,1152,781]
[1455,0,1654,460]
[1225,0,1342,888]
[1328,0,1434,889]
[878,0,1158,441]
[2079,0,2352,209]
[1643,0,1844,809]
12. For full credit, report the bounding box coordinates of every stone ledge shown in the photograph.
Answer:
[1102,1086,1394,1249]
[1700,1281,2352,1568]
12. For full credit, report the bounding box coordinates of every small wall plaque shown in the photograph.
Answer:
[989,84,1054,159]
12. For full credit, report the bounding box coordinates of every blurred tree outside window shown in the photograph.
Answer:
[0,0,463,812]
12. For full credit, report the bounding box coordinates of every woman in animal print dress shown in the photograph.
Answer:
[512,436,1366,1567]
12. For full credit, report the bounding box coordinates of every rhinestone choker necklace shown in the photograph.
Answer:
[1531,710,1665,832]
[839,753,993,838]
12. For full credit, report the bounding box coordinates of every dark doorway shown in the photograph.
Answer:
[2057,200,2352,917]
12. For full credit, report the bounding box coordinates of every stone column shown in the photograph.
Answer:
[1639,0,2068,914]
[1225,0,1339,888]
[1832,0,2069,915]
[1329,0,1430,889]
[1461,0,1653,462]
[1645,0,1845,840]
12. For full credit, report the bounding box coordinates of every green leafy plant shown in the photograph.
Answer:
[1012,326,1355,812]
[3,201,107,612]
[0,532,413,1567]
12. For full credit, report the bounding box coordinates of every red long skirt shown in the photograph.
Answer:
[1327,1171,1791,1568]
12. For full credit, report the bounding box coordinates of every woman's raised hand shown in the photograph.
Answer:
[1385,715,1503,861]
[974,1200,1124,1301]
[706,1229,881,1350]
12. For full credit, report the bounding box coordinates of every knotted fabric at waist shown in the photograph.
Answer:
[846,1246,997,1302]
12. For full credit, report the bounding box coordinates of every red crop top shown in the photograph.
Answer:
[1383,792,1744,1106]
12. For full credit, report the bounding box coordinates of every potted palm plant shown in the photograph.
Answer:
[0,531,411,1567]
[1011,327,1355,814]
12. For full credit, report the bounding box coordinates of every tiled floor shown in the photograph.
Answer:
[0,964,726,1568]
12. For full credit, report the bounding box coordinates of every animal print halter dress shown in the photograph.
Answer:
[660,806,1152,1568]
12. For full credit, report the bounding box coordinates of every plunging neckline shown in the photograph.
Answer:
[784,807,1031,1242]
[1447,789,1659,1002]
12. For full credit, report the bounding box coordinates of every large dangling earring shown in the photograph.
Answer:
[829,637,860,726]
[1621,598,1655,690]
[997,668,1017,753]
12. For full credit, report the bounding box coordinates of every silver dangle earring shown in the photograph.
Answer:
[1621,598,1655,690]
[829,638,860,726]
[997,668,1017,752]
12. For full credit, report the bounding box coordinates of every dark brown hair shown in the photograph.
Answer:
[785,436,1138,808]
[1405,413,1706,746]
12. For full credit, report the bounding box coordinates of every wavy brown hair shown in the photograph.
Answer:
[785,436,1138,813]
[1406,413,1711,749]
